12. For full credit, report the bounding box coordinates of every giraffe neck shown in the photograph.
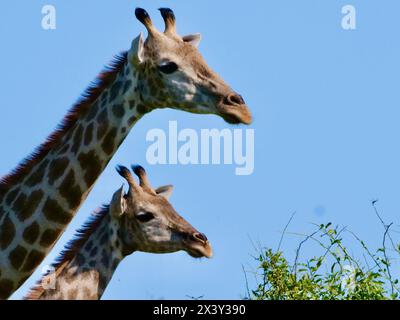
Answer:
[0,54,146,299]
[32,211,126,300]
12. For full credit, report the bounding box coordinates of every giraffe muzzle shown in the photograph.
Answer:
[185,232,213,258]
[219,92,252,125]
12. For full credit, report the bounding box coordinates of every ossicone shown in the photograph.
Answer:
[135,7,158,36]
[159,8,176,35]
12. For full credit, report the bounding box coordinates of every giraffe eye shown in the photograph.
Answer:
[158,61,178,74]
[136,211,155,223]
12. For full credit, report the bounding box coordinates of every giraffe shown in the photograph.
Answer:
[0,7,251,299]
[25,165,212,300]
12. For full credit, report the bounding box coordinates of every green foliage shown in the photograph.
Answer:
[249,222,400,300]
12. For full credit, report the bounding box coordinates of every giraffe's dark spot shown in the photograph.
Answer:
[101,250,110,269]
[5,189,18,206]
[26,160,49,187]
[17,275,30,288]
[48,157,69,185]
[122,80,132,94]
[21,250,45,273]
[137,103,147,114]
[129,100,136,110]
[85,240,93,252]
[17,190,44,221]
[96,109,109,140]
[99,232,109,246]
[90,247,98,257]
[84,122,94,146]
[23,222,40,245]
[86,101,100,121]
[77,151,103,187]
[71,125,84,154]
[117,230,122,238]
[0,215,15,250]
[101,128,117,156]
[109,81,122,102]
[0,279,14,300]
[121,127,127,134]
[112,103,125,118]
[9,245,28,270]
[76,253,85,265]
[12,193,27,217]
[40,228,61,248]
[43,198,72,225]
[112,258,120,270]
[89,260,96,268]
[99,224,107,235]
[59,170,82,210]
[128,115,137,126]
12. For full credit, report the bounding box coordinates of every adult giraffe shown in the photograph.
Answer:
[0,7,251,299]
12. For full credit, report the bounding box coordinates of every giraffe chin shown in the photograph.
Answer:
[219,106,253,125]
[186,244,213,259]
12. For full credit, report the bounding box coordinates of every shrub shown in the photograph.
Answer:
[248,207,400,300]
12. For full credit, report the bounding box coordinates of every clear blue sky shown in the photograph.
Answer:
[1,0,400,299]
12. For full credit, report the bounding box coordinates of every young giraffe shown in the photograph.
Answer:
[0,8,251,299]
[24,165,211,300]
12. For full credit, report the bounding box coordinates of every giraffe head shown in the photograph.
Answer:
[128,8,252,125]
[111,165,212,258]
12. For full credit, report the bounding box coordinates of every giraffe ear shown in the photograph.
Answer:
[182,33,201,47]
[155,185,174,200]
[129,33,145,64]
[110,185,127,217]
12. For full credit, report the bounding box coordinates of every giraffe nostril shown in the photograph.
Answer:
[193,233,208,243]
[224,93,245,106]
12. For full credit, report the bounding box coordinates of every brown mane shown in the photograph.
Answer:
[24,206,110,300]
[0,52,128,198]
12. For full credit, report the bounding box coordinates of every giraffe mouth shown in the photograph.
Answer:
[185,235,213,258]
[218,102,253,125]
[222,113,248,125]
[187,245,213,258]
